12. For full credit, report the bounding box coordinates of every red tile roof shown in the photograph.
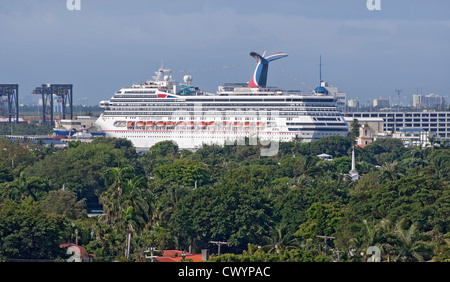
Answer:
[154,250,204,262]
[60,243,95,258]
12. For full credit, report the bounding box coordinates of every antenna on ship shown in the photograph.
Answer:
[319,55,322,83]
[319,55,324,84]
[314,55,328,95]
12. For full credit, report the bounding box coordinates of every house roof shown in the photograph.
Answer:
[60,243,95,258]
[356,144,369,148]
[154,250,204,262]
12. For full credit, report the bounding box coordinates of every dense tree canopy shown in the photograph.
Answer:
[0,135,448,262]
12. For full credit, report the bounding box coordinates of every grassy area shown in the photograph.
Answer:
[0,123,54,135]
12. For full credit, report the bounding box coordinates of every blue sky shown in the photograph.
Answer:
[1,0,449,105]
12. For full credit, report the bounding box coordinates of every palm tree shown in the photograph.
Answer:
[429,151,450,181]
[379,161,405,182]
[390,219,432,262]
[121,175,151,228]
[6,172,47,201]
[361,218,394,261]
[121,206,140,260]
[298,156,318,178]
[263,223,299,254]
[100,165,143,223]
[99,182,123,223]
[153,184,189,226]
[102,165,135,190]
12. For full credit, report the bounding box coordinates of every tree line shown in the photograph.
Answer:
[0,135,448,262]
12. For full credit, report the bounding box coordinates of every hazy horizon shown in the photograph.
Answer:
[1,0,449,106]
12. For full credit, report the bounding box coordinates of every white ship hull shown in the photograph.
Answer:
[95,103,348,151]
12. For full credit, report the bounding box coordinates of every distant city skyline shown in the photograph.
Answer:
[1,0,449,105]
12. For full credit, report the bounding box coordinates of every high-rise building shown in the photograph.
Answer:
[373,97,390,108]
[413,93,446,108]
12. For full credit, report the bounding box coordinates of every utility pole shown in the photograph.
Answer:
[125,225,134,260]
[209,241,229,256]
[316,235,335,254]
[333,249,341,262]
[144,247,160,262]
[75,228,79,245]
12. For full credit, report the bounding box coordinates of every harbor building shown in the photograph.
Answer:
[344,111,450,141]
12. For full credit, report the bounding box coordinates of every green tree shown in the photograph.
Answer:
[294,202,344,240]
[24,141,131,207]
[350,118,360,145]
[3,172,50,202]
[0,199,66,261]
[100,165,151,227]
[389,219,433,262]
[0,139,36,174]
[0,163,14,183]
[153,159,210,188]
[262,223,299,254]
[138,140,180,175]
[41,189,87,220]
[172,181,271,252]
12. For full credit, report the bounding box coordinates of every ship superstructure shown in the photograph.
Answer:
[95,52,349,151]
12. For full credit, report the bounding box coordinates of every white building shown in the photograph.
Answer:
[392,129,430,147]
[413,93,446,108]
[344,111,450,140]
[373,97,390,108]
[347,98,359,110]
[57,116,99,132]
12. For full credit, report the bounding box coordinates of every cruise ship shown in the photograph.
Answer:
[95,52,349,151]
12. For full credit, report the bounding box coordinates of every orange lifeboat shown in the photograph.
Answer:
[156,121,166,127]
[136,121,145,127]
[167,121,175,127]
[146,121,155,126]
[221,121,229,126]
[177,121,186,126]
[127,122,134,127]
[199,121,207,127]
[256,122,265,127]
[244,122,252,127]
[233,122,242,126]
[187,121,195,127]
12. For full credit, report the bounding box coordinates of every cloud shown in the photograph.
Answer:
[1,0,449,103]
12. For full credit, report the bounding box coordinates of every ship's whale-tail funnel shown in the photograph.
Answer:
[248,52,288,88]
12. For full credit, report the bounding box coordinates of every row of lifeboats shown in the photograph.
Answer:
[126,121,266,128]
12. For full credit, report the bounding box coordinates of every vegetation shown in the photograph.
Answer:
[0,135,448,262]
[0,123,54,136]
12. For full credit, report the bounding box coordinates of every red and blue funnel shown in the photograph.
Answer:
[248,52,288,88]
